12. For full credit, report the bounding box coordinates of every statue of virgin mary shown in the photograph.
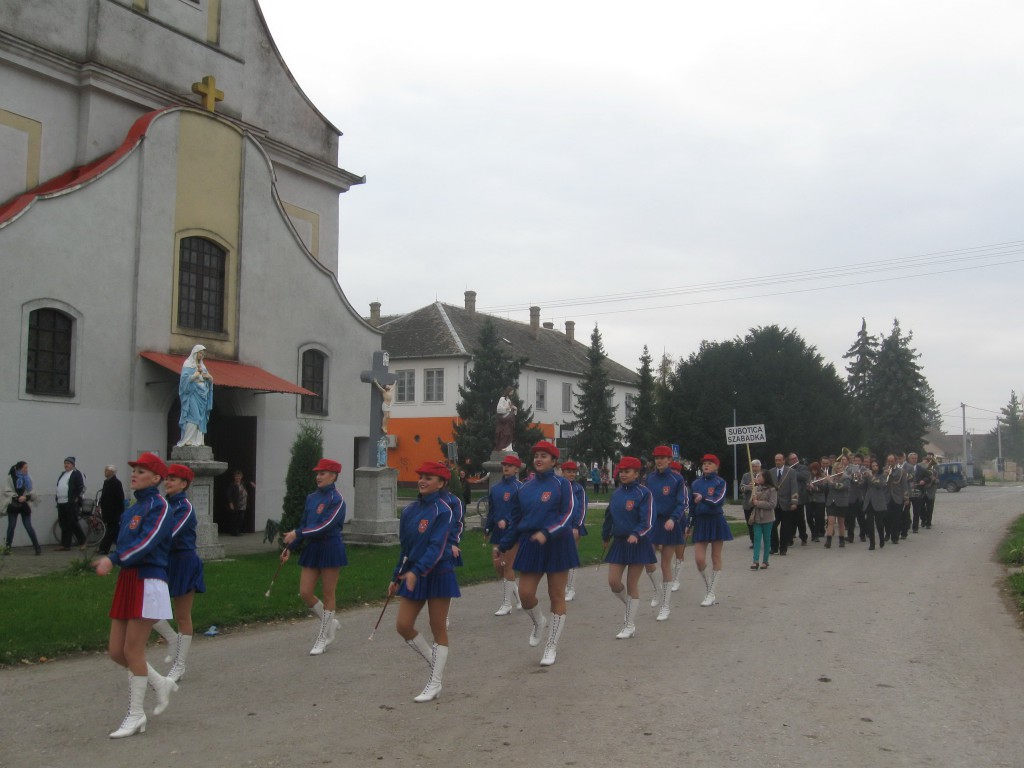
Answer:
[176,344,214,447]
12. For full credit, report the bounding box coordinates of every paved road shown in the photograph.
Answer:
[2,486,1023,768]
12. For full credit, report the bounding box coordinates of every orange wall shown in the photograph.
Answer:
[388,417,554,483]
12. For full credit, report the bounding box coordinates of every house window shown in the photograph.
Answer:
[536,378,547,411]
[26,308,73,395]
[395,370,415,402]
[178,236,226,332]
[562,382,572,413]
[424,369,444,402]
[625,393,637,421]
[300,349,327,415]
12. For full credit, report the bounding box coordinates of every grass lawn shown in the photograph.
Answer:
[0,521,750,666]
[998,514,1024,612]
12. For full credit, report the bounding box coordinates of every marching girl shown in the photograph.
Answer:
[496,441,576,666]
[281,458,347,656]
[668,460,689,592]
[92,452,177,738]
[643,446,688,620]
[749,470,777,569]
[861,458,888,550]
[689,454,732,607]
[806,462,828,542]
[559,460,588,602]
[824,455,850,548]
[487,454,523,615]
[151,464,205,682]
[390,461,459,702]
[602,456,654,638]
[440,463,464,629]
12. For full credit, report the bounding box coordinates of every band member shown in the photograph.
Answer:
[921,453,938,529]
[391,461,459,702]
[861,458,888,550]
[643,446,688,620]
[806,462,828,542]
[690,454,731,606]
[907,452,929,533]
[884,454,910,545]
[487,454,523,615]
[559,461,588,602]
[497,441,576,666]
[824,455,850,548]
[602,457,655,638]
[281,459,347,656]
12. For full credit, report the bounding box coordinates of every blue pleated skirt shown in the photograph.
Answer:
[513,532,580,574]
[690,514,734,543]
[167,550,206,597]
[298,536,348,569]
[605,537,657,564]
[649,519,685,546]
[397,568,461,600]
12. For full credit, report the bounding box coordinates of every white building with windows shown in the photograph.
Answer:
[372,291,640,483]
[0,0,380,540]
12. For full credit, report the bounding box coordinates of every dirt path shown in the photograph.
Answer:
[2,486,1022,768]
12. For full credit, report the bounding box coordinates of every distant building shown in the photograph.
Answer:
[372,291,640,482]
[1,0,380,540]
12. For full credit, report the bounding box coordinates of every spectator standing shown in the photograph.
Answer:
[55,456,86,550]
[226,470,249,536]
[97,465,126,555]
[4,461,42,555]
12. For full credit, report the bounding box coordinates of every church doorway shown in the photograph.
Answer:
[165,401,258,534]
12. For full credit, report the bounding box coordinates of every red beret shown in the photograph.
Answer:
[166,464,194,483]
[617,456,642,471]
[701,453,720,467]
[500,455,523,467]
[416,461,451,480]
[669,461,682,471]
[531,441,560,459]
[560,461,579,471]
[128,452,168,478]
[652,445,673,458]
[312,458,342,474]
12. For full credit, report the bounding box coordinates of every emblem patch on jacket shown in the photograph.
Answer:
[662,486,670,495]
[541,492,552,502]
[129,515,142,530]
[418,519,429,533]
[503,492,511,501]
[625,500,635,511]
[316,503,325,515]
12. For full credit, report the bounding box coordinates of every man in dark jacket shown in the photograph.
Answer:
[96,465,126,554]
[55,456,86,549]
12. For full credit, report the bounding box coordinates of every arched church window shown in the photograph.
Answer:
[178,236,226,332]
[26,308,73,395]
[301,349,328,415]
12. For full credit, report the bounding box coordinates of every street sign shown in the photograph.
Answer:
[725,424,767,445]
[670,443,680,458]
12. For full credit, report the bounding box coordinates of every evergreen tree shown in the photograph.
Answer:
[570,325,620,467]
[623,345,658,453]
[450,318,544,474]
[992,391,1024,464]
[843,318,879,401]
[280,421,324,536]
[862,319,933,455]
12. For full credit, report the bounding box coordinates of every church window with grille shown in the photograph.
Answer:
[178,236,226,332]
[26,308,73,395]
[300,349,327,415]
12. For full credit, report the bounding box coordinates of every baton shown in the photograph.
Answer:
[369,556,407,641]
[264,557,286,598]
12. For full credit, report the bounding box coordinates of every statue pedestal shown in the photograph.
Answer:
[170,445,228,561]
[484,450,518,492]
[346,466,400,546]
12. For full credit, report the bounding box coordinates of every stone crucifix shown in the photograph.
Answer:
[360,351,397,467]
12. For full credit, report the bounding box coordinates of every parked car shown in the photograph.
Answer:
[935,462,968,492]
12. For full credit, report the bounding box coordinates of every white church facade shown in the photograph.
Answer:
[0,0,381,541]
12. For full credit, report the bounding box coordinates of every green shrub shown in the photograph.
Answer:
[279,421,324,537]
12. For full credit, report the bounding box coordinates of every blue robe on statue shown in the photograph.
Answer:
[179,366,213,434]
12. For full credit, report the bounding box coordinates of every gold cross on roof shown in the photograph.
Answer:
[191,75,225,112]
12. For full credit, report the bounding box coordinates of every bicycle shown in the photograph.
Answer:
[52,497,106,550]
[465,497,489,531]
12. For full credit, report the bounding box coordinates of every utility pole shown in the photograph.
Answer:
[961,403,969,474]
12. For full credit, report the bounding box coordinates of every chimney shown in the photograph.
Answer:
[464,290,476,315]
[369,302,381,327]
[529,306,540,338]
[565,320,575,343]
[542,321,554,330]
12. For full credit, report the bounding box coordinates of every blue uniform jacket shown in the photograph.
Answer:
[167,492,197,554]
[394,491,454,578]
[691,473,727,516]
[486,476,521,534]
[109,485,172,580]
[288,484,345,550]
[643,469,689,528]
[569,480,588,529]
[601,480,653,539]
[498,469,575,552]
[441,489,464,547]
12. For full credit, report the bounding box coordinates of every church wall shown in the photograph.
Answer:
[1,1,92,61]
[273,163,340,273]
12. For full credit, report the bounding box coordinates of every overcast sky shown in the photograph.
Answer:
[259,0,1023,437]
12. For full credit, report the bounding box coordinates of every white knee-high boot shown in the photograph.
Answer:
[310,610,334,655]
[414,644,448,702]
[657,583,672,621]
[109,673,148,738]
[167,634,192,682]
[406,632,433,666]
[565,569,577,601]
[525,605,547,647]
[648,569,662,608]
[495,579,514,616]
[701,570,721,607]
[616,597,639,639]
[146,663,177,715]
[670,559,683,591]
[540,613,565,666]
[153,619,178,664]
[311,600,339,643]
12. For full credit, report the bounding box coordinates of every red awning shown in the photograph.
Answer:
[140,351,316,396]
